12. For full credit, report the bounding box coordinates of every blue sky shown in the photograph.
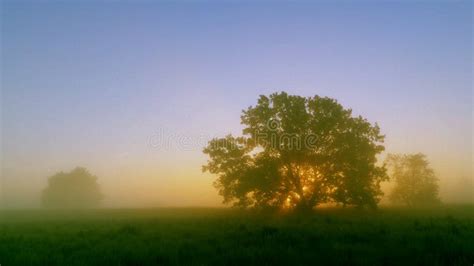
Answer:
[1,1,472,207]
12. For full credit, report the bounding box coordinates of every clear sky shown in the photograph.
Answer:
[1,1,472,207]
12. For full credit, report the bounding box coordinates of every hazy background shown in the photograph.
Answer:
[1,1,472,208]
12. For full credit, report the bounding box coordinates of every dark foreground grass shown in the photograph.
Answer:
[0,206,473,265]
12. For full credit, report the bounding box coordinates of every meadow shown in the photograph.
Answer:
[0,206,473,265]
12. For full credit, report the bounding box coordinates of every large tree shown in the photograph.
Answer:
[203,92,387,211]
[42,167,103,208]
[386,153,440,207]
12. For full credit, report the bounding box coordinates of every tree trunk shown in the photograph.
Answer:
[294,201,313,214]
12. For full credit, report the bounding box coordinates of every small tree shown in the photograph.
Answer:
[386,153,440,207]
[203,92,387,211]
[42,167,103,208]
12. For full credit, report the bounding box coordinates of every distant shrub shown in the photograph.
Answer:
[386,153,440,207]
[42,167,103,208]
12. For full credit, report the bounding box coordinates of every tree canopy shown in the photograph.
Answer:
[203,92,387,211]
[42,167,103,208]
[386,153,440,207]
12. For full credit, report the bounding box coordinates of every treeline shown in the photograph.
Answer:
[42,92,441,210]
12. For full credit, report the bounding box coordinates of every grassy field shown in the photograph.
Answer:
[0,206,473,265]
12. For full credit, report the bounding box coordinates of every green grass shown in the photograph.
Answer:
[1,206,473,265]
